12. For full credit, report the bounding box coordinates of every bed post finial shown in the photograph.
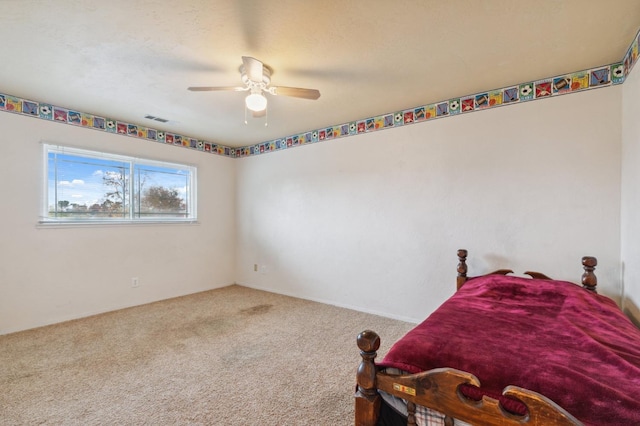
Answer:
[355,330,381,426]
[581,256,598,293]
[457,249,468,290]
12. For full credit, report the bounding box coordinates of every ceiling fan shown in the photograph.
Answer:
[187,56,320,117]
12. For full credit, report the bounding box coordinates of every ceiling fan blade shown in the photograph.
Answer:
[242,56,264,82]
[269,86,321,100]
[187,86,247,92]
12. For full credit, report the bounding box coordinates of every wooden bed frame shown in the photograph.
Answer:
[355,249,598,426]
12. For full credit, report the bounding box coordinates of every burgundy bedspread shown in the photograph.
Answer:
[380,274,640,425]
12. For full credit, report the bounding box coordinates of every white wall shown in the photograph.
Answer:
[622,62,640,319]
[0,112,236,334]
[0,76,628,334]
[236,87,622,323]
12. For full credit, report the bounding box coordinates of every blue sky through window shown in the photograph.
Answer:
[48,153,130,210]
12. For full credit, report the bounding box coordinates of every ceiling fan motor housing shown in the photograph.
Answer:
[240,64,271,89]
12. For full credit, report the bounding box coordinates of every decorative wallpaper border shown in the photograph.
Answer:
[0,94,237,157]
[239,27,640,158]
[1,28,639,159]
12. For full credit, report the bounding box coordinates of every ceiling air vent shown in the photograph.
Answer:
[144,114,169,123]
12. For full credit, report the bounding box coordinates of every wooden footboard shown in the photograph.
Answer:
[355,330,583,426]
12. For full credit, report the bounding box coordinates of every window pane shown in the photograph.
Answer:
[134,165,190,218]
[47,152,130,220]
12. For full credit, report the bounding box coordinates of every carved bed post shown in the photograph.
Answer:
[355,330,381,426]
[457,249,468,290]
[581,256,598,293]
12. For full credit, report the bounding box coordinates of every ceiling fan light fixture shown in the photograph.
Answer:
[245,93,267,112]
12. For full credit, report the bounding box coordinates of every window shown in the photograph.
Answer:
[42,144,196,223]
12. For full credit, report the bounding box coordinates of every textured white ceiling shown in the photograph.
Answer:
[2,0,640,147]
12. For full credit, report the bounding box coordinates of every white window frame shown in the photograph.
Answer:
[41,144,197,225]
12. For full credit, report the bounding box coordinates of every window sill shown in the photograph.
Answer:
[37,219,200,229]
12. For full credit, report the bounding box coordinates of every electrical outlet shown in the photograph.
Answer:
[131,277,139,288]
[253,264,258,272]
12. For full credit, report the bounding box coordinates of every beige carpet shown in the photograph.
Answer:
[0,285,414,425]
